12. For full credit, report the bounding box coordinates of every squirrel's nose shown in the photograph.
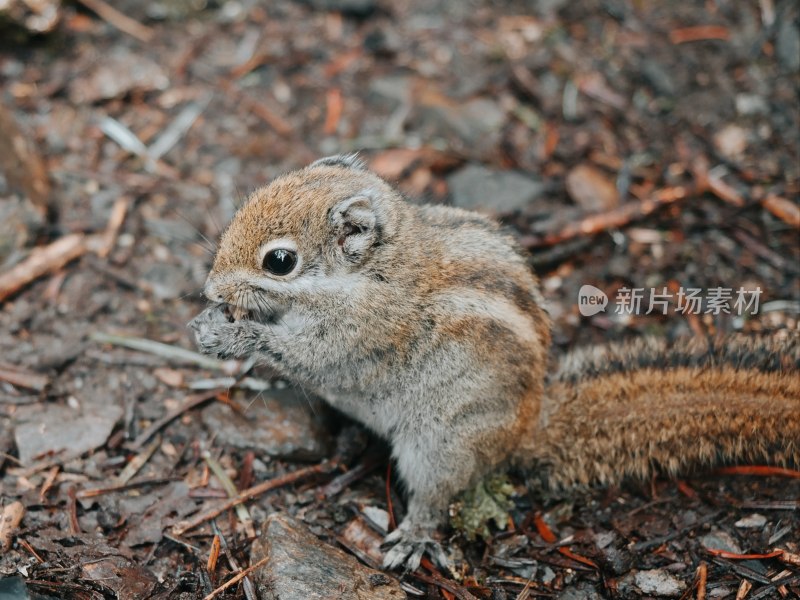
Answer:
[203,280,224,303]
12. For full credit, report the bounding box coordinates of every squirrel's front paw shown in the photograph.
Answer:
[189,305,261,359]
[381,523,449,571]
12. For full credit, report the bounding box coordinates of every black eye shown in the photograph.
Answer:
[263,248,298,275]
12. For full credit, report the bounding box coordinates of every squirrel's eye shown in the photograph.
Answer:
[263,248,297,276]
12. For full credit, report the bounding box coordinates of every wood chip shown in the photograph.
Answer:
[75,0,154,42]
[735,578,752,600]
[0,501,25,551]
[762,194,800,228]
[0,362,49,392]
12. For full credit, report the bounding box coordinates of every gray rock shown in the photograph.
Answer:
[418,96,507,157]
[776,20,800,71]
[618,569,687,598]
[447,164,545,213]
[81,556,158,599]
[699,529,742,554]
[0,576,30,599]
[251,513,405,600]
[14,402,123,465]
[201,389,331,461]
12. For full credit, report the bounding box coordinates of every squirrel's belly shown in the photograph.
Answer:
[321,389,403,437]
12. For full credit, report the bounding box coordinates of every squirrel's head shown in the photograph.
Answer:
[204,154,399,317]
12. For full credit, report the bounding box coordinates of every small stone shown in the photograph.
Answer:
[68,48,169,103]
[565,164,619,212]
[556,582,603,600]
[734,514,767,529]
[708,586,736,599]
[641,59,676,97]
[0,0,60,33]
[302,0,377,17]
[153,368,184,388]
[594,531,616,549]
[699,530,742,554]
[368,76,411,111]
[361,506,390,532]
[447,164,545,213]
[713,124,748,160]
[541,566,556,584]
[735,94,768,116]
[418,94,507,157]
[251,513,404,600]
[201,389,331,461]
[619,569,687,598]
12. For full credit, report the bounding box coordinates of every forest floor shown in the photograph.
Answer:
[0,0,798,598]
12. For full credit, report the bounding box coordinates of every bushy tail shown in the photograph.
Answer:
[526,334,800,488]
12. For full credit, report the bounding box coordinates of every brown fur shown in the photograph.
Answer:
[523,335,800,487]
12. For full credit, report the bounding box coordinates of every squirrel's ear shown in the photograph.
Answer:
[310,153,367,171]
[329,194,380,261]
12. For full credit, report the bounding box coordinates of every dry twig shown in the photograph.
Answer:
[173,461,333,535]
[95,198,129,258]
[0,362,49,392]
[323,88,343,135]
[126,390,222,451]
[90,332,239,373]
[115,435,160,485]
[217,78,293,136]
[670,26,730,44]
[203,451,253,536]
[413,562,479,600]
[0,234,87,303]
[77,477,178,499]
[523,185,692,248]
[714,466,800,479]
[75,0,155,42]
[202,555,270,600]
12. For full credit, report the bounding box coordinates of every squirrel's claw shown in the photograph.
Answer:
[381,527,449,571]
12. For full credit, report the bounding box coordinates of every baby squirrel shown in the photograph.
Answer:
[190,154,800,570]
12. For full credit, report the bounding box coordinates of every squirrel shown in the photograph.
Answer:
[189,154,800,570]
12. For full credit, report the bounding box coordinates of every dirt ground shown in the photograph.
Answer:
[1,0,799,598]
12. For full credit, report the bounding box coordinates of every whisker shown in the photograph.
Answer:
[167,207,218,253]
